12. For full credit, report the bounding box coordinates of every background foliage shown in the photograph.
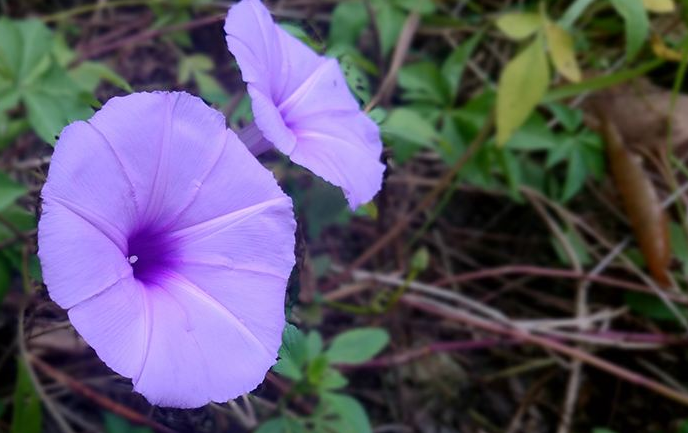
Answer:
[3,0,688,432]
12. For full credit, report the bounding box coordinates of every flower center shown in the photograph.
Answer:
[126,228,179,284]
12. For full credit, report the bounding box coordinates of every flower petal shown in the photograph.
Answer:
[68,277,148,379]
[43,120,139,250]
[37,200,132,309]
[133,272,280,407]
[88,92,227,227]
[290,111,385,209]
[175,196,295,279]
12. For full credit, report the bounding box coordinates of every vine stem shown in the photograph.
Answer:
[402,294,688,407]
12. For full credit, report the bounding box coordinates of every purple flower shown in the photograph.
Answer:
[224,0,385,209]
[37,91,296,408]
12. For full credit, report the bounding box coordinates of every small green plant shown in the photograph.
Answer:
[257,324,389,433]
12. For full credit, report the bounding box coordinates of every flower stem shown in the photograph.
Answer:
[237,122,274,156]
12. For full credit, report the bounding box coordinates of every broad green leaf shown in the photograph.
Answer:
[0,172,26,211]
[0,18,52,81]
[341,55,371,105]
[560,0,597,28]
[669,223,688,261]
[70,61,132,93]
[382,108,440,162]
[194,71,229,105]
[104,413,152,433]
[320,368,349,390]
[11,360,41,433]
[643,0,675,13]
[373,0,405,57]
[495,13,543,40]
[0,205,36,242]
[547,103,583,132]
[305,331,323,360]
[178,54,213,84]
[321,393,372,433]
[504,113,556,151]
[609,0,649,60]
[326,327,389,364]
[328,1,369,48]
[561,148,586,201]
[496,35,550,145]
[441,32,482,101]
[394,0,435,14]
[624,292,687,321]
[255,417,306,433]
[306,355,329,385]
[551,227,592,266]
[544,20,581,82]
[398,62,448,104]
[274,324,307,380]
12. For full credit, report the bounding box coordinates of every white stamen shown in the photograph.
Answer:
[128,255,139,264]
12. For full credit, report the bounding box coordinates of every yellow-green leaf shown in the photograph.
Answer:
[497,35,550,146]
[545,20,581,82]
[643,0,675,13]
[495,13,543,40]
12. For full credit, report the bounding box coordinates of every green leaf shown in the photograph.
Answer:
[321,393,372,433]
[320,368,349,390]
[341,55,371,105]
[495,13,543,40]
[393,0,435,14]
[274,324,307,380]
[255,417,306,433]
[382,108,440,162]
[547,103,583,132]
[0,18,52,82]
[326,327,389,364]
[328,1,369,48]
[70,61,132,93]
[609,0,649,60]
[0,172,25,211]
[306,354,329,385]
[441,32,482,101]
[496,34,550,145]
[306,331,323,361]
[0,258,11,305]
[104,412,153,433]
[373,0,405,57]
[561,147,586,201]
[544,20,581,82]
[504,113,556,151]
[625,292,688,321]
[11,359,42,433]
[398,62,448,104]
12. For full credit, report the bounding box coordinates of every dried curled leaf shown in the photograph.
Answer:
[602,117,671,287]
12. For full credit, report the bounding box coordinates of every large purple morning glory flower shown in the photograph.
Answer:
[224,0,385,210]
[37,91,296,408]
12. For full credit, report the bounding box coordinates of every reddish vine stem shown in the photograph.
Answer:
[30,356,178,433]
[431,265,688,306]
[401,294,688,407]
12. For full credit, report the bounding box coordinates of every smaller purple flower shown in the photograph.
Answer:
[224,0,385,209]
[38,91,296,408]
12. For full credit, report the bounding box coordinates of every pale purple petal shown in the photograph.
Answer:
[290,111,385,209]
[68,277,148,379]
[37,200,132,308]
[133,271,280,408]
[224,0,386,209]
[88,92,228,228]
[38,91,296,408]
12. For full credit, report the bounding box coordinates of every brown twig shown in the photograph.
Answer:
[30,356,178,433]
[432,265,688,306]
[402,294,688,407]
